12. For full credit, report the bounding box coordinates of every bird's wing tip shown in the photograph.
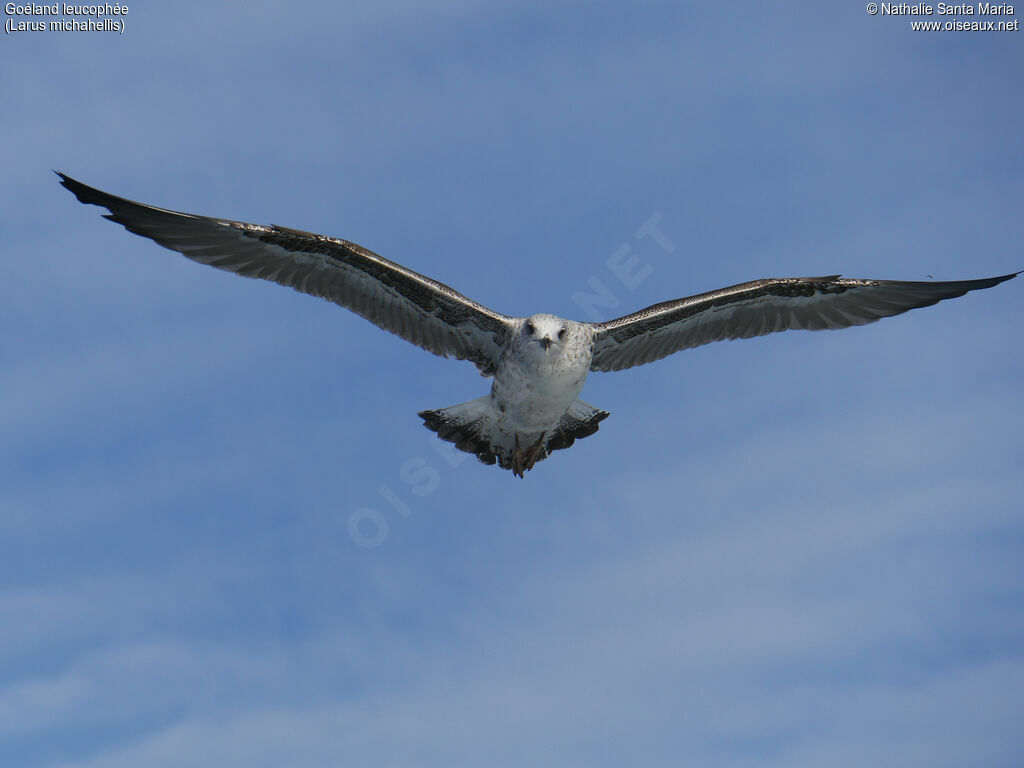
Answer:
[55,171,94,201]
[992,270,1021,284]
[54,170,79,187]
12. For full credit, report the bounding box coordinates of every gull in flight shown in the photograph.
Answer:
[59,173,1017,477]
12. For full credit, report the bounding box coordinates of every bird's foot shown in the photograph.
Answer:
[523,432,546,471]
[512,432,546,478]
[512,434,526,478]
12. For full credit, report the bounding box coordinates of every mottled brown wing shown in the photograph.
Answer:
[59,173,514,375]
[590,273,1017,372]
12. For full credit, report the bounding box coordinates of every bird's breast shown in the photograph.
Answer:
[491,344,591,432]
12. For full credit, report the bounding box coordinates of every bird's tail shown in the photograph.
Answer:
[418,396,498,465]
[545,400,610,454]
[419,397,610,470]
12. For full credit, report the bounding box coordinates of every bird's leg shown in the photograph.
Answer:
[511,433,545,478]
[521,432,547,472]
[512,434,525,479]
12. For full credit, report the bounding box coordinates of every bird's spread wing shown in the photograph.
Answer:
[590,273,1018,372]
[58,173,514,375]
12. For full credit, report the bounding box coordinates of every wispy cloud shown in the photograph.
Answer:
[2,0,1021,766]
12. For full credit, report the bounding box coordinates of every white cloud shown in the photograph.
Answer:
[2,2,1022,766]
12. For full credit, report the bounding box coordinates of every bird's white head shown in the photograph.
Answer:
[520,313,571,355]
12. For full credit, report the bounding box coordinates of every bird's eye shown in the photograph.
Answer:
[558,328,567,340]
[525,321,535,335]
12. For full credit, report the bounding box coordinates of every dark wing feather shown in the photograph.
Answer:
[58,173,513,375]
[590,273,1018,372]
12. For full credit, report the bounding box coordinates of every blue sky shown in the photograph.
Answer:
[2,1,1022,765]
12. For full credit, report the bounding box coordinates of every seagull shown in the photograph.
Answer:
[58,173,1017,477]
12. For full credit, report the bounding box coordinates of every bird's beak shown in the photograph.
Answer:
[540,336,552,351]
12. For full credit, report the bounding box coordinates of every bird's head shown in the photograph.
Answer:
[521,314,569,354]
